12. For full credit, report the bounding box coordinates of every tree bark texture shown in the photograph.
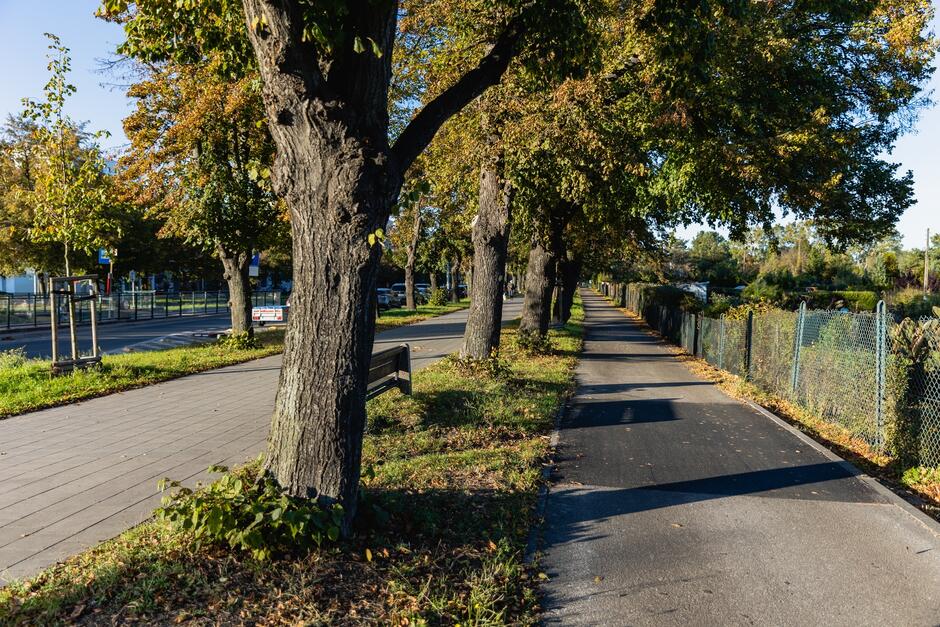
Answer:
[519,237,556,336]
[220,248,253,334]
[461,151,511,359]
[241,0,524,531]
[429,271,438,292]
[404,207,422,310]
[551,279,562,325]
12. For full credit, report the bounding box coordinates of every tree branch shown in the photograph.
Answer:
[391,11,527,172]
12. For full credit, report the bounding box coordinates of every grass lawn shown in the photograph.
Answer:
[0,301,582,625]
[0,300,469,420]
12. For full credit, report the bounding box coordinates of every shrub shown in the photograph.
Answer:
[217,331,260,350]
[703,293,733,318]
[0,348,28,371]
[887,288,940,319]
[157,463,343,560]
[901,466,940,489]
[742,278,786,305]
[447,353,512,380]
[427,287,449,307]
[722,301,776,321]
[835,290,879,312]
[514,330,554,355]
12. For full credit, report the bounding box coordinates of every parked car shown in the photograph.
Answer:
[376,288,392,310]
[390,283,429,305]
[415,283,431,299]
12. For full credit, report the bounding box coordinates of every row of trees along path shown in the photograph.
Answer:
[95,0,935,534]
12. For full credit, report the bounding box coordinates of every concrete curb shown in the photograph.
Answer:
[524,324,585,566]
[524,398,568,566]
[742,398,940,537]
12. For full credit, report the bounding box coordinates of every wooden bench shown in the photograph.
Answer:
[367,344,412,399]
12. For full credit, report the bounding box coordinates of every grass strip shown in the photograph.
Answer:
[0,300,583,625]
[612,301,940,522]
[0,300,469,420]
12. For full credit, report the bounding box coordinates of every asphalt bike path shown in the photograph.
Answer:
[540,290,940,626]
[0,299,521,583]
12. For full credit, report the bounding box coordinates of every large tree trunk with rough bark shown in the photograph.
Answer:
[429,271,438,291]
[404,207,422,311]
[461,149,511,360]
[262,146,391,531]
[519,237,556,336]
[241,0,524,533]
[220,247,253,334]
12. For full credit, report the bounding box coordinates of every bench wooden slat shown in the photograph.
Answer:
[366,344,412,399]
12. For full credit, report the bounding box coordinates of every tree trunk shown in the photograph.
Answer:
[220,248,253,334]
[551,274,562,325]
[461,150,511,359]
[404,206,422,311]
[559,255,581,323]
[429,271,438,292]
[451,261,461,303]
[263,148,391,533]
[241,0,525,534]
[519,237,556,336]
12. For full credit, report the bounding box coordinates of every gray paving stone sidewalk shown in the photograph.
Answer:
[0,300,521,583]
[540,291,940,626]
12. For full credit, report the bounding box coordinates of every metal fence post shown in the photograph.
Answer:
[875,300,887,450]
[33,294,38,327]
[744,310,754,380]
[694,313,702,357]
[791,302,807,394]
[133,291,138,320]
[718,315,726,370]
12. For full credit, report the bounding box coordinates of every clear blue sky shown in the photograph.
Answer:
[1,1,937,248]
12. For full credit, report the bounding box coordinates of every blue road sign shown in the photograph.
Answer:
[98,248,111,264]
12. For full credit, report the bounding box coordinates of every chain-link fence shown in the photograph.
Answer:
[612,282,940,468]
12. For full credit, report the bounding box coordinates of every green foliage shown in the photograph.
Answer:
[703,293,734,318]
[514,330,554,355]
[426,287,449,307]
[722,301,775,321]
[157,462,343,560]
[447,353,512,380]
[217,331,260,350]
[901,466,940,488]
[888,289,940,319]
[17,34,119,274]
[0,348,28,371]
[742,278,787,305]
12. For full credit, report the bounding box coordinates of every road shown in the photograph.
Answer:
[0,298,521,583]
[539,291,940,625]
[0,313,234,358]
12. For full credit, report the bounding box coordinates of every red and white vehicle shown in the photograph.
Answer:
[252,296,290,326]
